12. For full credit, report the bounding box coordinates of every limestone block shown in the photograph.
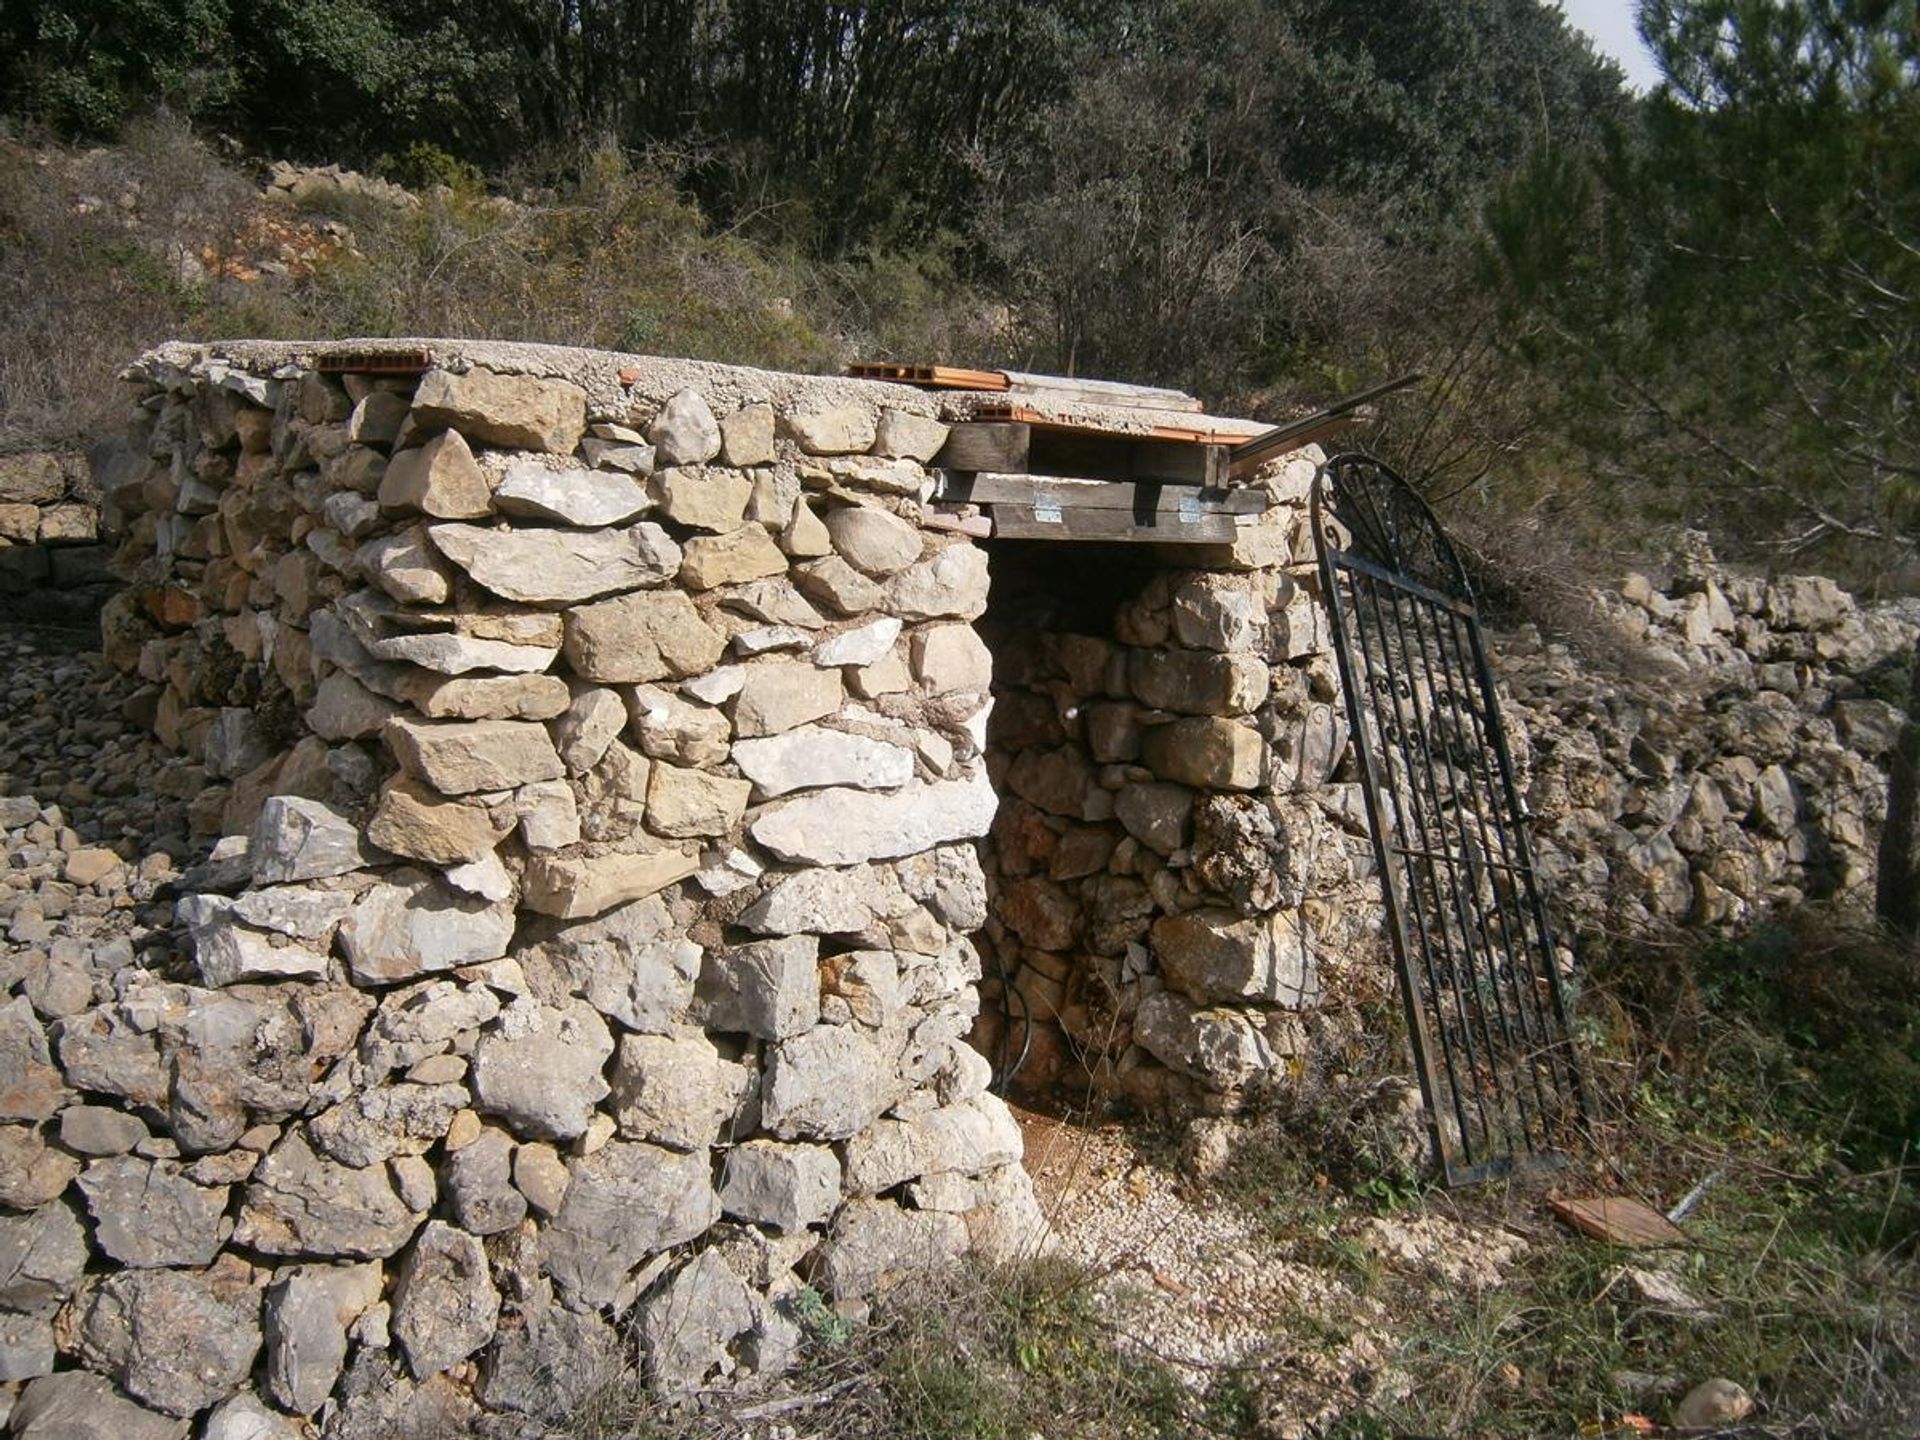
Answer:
[396,671,572,722]
[178,899,330,987]
[427,521,681,605]
[646,763,751,838]
[608,1026,756,1150]
[646,389,722,467]
[784,407,875,455]
[816,1201,966,1298]
[377,430,491,519]
[872,409,949,463]
[385,716,563,794]
[495,460,649,527]
[884,544,990,620]
[235,1133,422,1259]
[540,1141,719,1309]
[718,1140,841,1232]
[10,1372,189,1440]
[250,797,372,883]
[470,998,613,1142]
[730,661,843,738]
[814,617,902,668]
[338,872,517,984]
[651,466,753,532]
[732,725,914,798]
[1171,573,1266,652]
[260,1262,381,1415]
[411,367,587,453]
[718,403,776,467]
[0,999,63,1124]
[392,1221,502,1380]
[1133,990,1275,1090]
[793,555,885,615]
[553,686,628,773]
[693,935,821,1040]
[307,671,403,740]
[626,684,732,766]
[1142,715,1266,790]
[1151,908,1318,1006]
[719,577,825,629]
[781,497,833,557]
[562,589,727,684]
[637,1251,755,1398]
[1129,649,1266,716]
[681,524,789,589]
[826,504,922,576]
[77,1264,264,1417]
[911,623,993,694]
[521,849,700,920]
[0,1129,77,1210]
[750,771,997,866]
[0,1200,88,1317]
[0,453,65,504]
[761,1026,900,1140]
[367,779,507,865]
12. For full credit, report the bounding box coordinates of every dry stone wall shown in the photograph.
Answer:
[6,340,1053,1435]
[0,452,113,625]
[973,469,1391,1114]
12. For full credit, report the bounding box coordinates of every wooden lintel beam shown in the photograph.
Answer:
[938,472,1267,515]
[934,422,1032,472]
[988,502,1242,544]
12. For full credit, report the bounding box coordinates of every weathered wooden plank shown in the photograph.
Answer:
[988,502,1242,544]
[1027,432,1229,487]
[1228,372,1424,476]
[934,422,1032,472]
[969,404,1256,446]
[939,473,1267,515]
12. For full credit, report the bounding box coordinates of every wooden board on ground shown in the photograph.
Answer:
[940,473,1268,515]
[1549,1195,1689,1248]
[989,501,1242,544]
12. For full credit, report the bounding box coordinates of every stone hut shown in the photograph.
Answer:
[1,336,1906,1433]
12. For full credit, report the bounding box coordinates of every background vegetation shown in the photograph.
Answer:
[2,1,1914,582]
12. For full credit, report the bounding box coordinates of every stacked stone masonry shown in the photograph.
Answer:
[2,334,1909,1436]
[0,452,114,625]
[5,340,1065,1436]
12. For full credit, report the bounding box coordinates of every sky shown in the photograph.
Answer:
[1557,0,1664,91]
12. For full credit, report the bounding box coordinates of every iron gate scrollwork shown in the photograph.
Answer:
[1312,453,1590,1185]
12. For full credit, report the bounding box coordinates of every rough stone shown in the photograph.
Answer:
[873,409,949,463]
[554,686,628,773]
[817,1201,967,1298]
[793,555,886,615]
[885,544,991,620]
[470,998,614,1141]
[1114,782,1194,856]
[826,505,922,576]
[0,998,63,1123]
[385,716,564,794]
[761,1026,899,1140]
[627,683,733,765]
[428,521,681,605]
[58,1105,148,1157]
[338,871,517,984]
[563,589,727,683]
[0,1201,88,1315]
[377,430,491,519]
[814,617,903,668]
[521,848,700,919]
[250,797,372,883]
[1153,908,1317,1006]
[79,1266,263,1418]
[693,935,821,1040]
[731,661,844,738]
[750,770,997,866]
[392,1221,502,1379]
[308,671,404,740]
[718,403,775,467]
[719,1140,841,1232]
[646,763,752,837]
[10,1372,188,1440]
[367,779,505,865]
[396,671,572,721]
[1142,716,1266,790]
[496,459,650,527]
[681,523,790,589]
[1130,649,1266,716]
[651,466,753,532]
[263,1262,383,1414]
[541,1141,720,1309]
[646,389,723,467]
[732,725,914,797]
[1134,990,1274,1090]
[235,1132,422,1258]
[911,624,993,694]
[608,1026,755,1150]
[637,1251,755,1397]
[77,1156,230,1267]
[785,407,876,455]
[411,367,588,453]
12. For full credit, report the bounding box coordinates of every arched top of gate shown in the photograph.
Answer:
[1311,452,1475,605]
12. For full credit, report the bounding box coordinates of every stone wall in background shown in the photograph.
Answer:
[0,451,113,625]
[1506,538,1915,940]
[5,339,1060,1435]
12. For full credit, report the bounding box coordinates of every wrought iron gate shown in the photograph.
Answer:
[1312,454,1589,1184]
